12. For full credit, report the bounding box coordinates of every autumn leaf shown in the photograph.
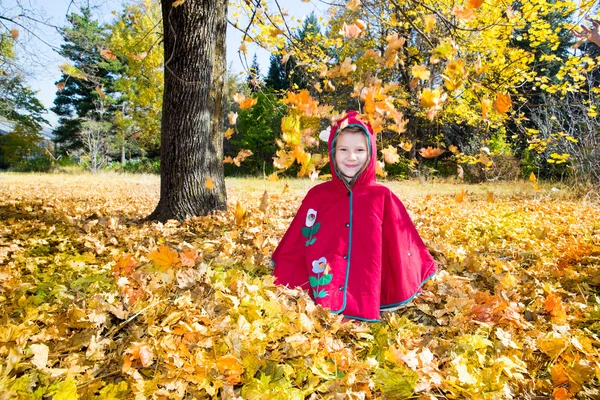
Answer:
[149,245,180,270]
[382,146,400,164]
[234,202,247,226]
[400,142,413,152]
[95,86,106,98]
[100,48,117,60]
[494,92,512,114]
[259,190,269,213]
[412,64,431,81]
[376,160,388,177]
[468,0,484,9]
[423,14,436,33]
[340,22,363,38]
[113,254,137,278]
[56,81,66,93]
[124,343,154,368]
[452,5,476,21]
[346,0,361,11]
[268,172,279,181]
[529,172,537,183]
[58,63,88,80]
[217,355,245,385]
[224,128,234,139]
[233,149,253,167]
[205,177,215,189]
[239,97,258,109]
[456,189,468,202]
[227,111,238,125]
[30,343,49,370]
[10,28,19,39]
[180,249,198,267]
[419,146,445,158]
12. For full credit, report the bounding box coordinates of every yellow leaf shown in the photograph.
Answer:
[259,190,269,212]
[376,160,388,177]
[482,97,492,119]
[346,0,361,11]
[400,142,413,152]
[149,245,180,270]
[172,0,185,6]
[224,128,234,139]
[449,145,459,153]
[494,92,512,114]
[58,63,88,81]
[234,202,247,226]
[529,172,537,183]
[423,14,436,33]
[205,177,214,189]
[268,172,279,181]
[552,388,571,400]
[537,334,568,359]
[412,64,430,81]
[217,355,245,385]
[487,192,494,203]
[239,41,247,54]
[382,146,400,164]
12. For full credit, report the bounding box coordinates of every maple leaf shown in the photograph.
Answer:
[56,81,66,93]
[239,97,258,109]
[376,160,388,177]
[149,245,180,270]
[452,5,476,21]
[234,202,248,226]
[30,343,49,369]
[412,64,431,81]
[268,172,279,181]
[100,48,117,60]
[468,0,484,8]
[346,0,361,11]
[227,111,238,125]
[113,254,137,278]
[420,146,445,158]
[423,14,436,33]
[10,28,19,39]
[456,188,468,202]
[217,355,245,385]
[494,93,512,114]
[239,41,247,54]
[58,63,88,81]
[205,177,215,189]
[382,146,400,164]
[340,23,363,39]
[224,128,234,139]
[223,156,234,164]
[124,343,154,368]
[339,58,357,77]
[233,149,253,167]
[180,249,198,267]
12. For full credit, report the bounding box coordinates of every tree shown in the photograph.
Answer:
[148,0,227,221]
[51,8,119,152]
[247,53,262,92]
[108,0,164,160]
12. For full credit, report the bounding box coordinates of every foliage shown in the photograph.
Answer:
[226,90,285,176]
[108,0,163,155]
[51,8,120,152]
[0,174,598,399]
[106,158,160,174]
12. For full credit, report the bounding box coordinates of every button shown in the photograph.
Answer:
[345,223,349,228]
[339,286,344,291]
[347,191,351,196]
[407,252,411,257]
[343,254,348,259]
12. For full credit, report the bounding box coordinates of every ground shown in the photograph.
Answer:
[0,172,599,399]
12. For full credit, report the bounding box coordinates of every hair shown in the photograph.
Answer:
[339,126,365,135]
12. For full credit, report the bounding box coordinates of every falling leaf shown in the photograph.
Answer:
[227,111,238,125]
[223,156,234,164]
[457,165,464,180]
[346,0,361,11]
[452,5,476,21]
[400,142,413,152]
[423,15,436,33]
[382,146,400,164]
[529,172,537,183]
[224,128,235,140]
[268,172,279,181]
[233,149,253,167]
[419,147,445,158]
[340,23,363,38]
[205,177,215,189]
[487,192,494,203]
[259,191,269,212]
[58,63,88,80]
[456,189,468,202]
[10,28,19,39]
[100,48,117,60]
[239,41,247,54]
[56,82,66,93]
[239,97,257,109]
[149,245,180,270]
[376,160,388,177]
[494,92,512,114]
[449,145,459,153]
[234,202,247,226]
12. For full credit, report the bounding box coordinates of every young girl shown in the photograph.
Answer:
[272,110,437,322]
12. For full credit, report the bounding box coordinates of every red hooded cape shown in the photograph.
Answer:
[272,111,437,321]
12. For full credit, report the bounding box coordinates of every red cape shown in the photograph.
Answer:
[273,111,437,321]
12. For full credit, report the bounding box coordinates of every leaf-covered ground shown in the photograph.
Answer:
[1,173,599,399]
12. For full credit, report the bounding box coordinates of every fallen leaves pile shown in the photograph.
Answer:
[0,174,599,399]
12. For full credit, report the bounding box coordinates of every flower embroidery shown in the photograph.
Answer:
[302,209,320,246]
[309,257,332,299]
[312,257,327,273]
[305,209,317,227]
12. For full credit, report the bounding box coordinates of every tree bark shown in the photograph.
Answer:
[149,0,228,221]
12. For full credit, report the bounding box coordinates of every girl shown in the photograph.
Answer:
[272,111,437,322]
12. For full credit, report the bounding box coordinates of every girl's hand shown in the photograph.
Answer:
[573,19,600,46]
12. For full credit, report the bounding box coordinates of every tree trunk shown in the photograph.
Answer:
[149,0,228,221]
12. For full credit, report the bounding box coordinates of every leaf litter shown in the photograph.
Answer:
[0,175,599,399]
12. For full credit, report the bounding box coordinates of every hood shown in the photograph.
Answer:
[328,110,377,190]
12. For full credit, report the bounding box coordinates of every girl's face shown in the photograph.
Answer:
[334,132,368,181]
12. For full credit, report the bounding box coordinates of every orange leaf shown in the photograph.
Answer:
[419,146,445,158]
[216,355,244,385]
[205,177,215,189]
[113,254,137,278]
[100,48,117,60]
[239,97,257,109]
[529,172,537,183]
[552,387,572,400]
[149,245,180,270]
[10,28,19,39]
[233,149,253,167]
[125,343,154,368]
[468,0,484,8]
[346,0,361,11]
[223,156,234,164]
[487,192,494,203]
[180,249,198,267]
[494,92,512,114]
[234,202,247,226]
[551,364,570,387]
[456,189,468,203]
[452,5,475,21]
[56,81,66,93]
[268,172,279,181]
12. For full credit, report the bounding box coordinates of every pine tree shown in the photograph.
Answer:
[247,53,262,92]
[51,8,120,153]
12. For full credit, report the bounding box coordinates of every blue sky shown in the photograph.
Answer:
[9,0,323,128]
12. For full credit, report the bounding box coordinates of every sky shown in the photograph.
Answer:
[8,0,325,128]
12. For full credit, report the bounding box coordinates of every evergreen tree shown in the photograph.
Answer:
[264,54,288,92]
[51,8,120,153]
